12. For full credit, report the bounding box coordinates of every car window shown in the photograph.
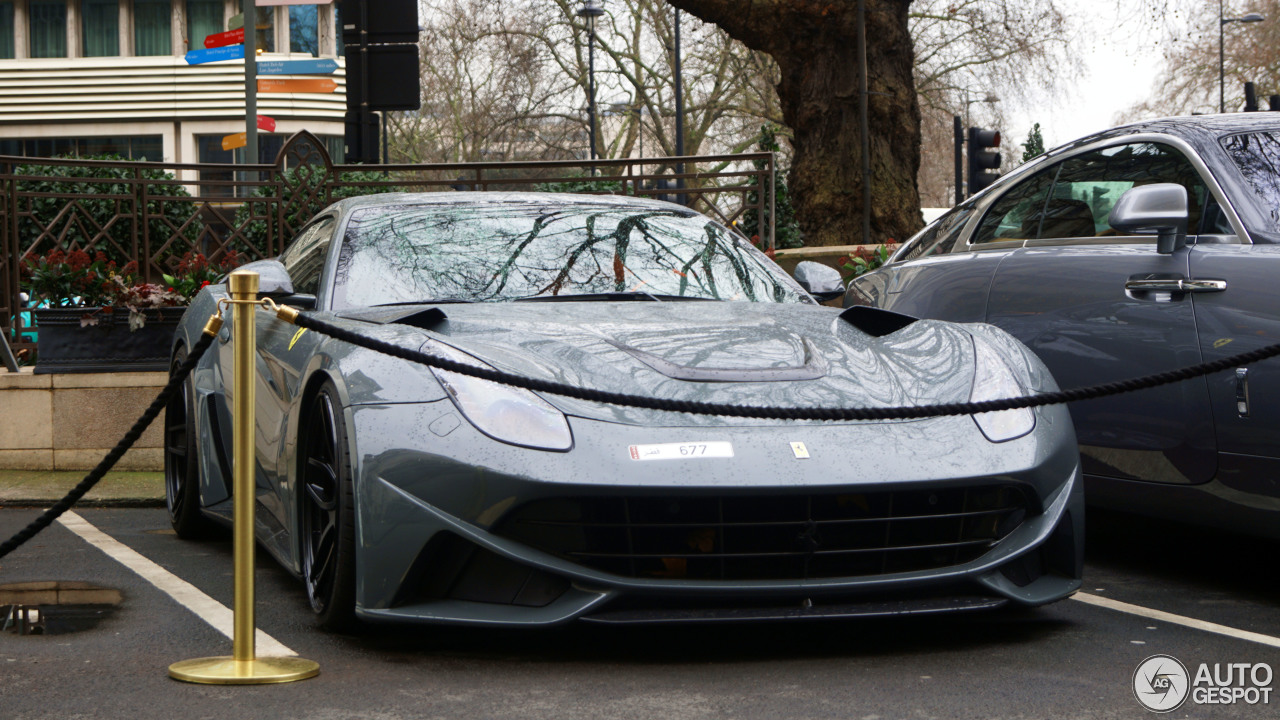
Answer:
[332,203,811,308]
[971,167,1058,244]
[1220,130,1280,235]
[1039,142,1212,240]
[898,201,978,262]
[280,215,336,295]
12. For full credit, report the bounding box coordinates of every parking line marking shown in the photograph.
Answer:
[57,511,297,657]
[1073,592,1280,649]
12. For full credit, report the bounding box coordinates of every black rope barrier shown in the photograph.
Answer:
[0,331,216,560]
[289,312,1280,422]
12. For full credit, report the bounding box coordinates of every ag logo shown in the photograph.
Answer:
[1134,654,1190,713]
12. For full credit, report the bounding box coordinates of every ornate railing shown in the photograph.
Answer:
[1,131,776,350]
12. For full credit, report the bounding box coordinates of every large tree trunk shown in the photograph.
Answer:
[669,0,922,246]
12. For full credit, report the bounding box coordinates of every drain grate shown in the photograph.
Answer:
[0,582,122,636]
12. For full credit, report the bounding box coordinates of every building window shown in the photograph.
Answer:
[29,0,67,58]
[186,0,223,50]
[134,0,172,56]
[83,0,120,57]
[289,5,317,55]
[0,135,163,161]
[0,2,14,60]
[253,7,274,52]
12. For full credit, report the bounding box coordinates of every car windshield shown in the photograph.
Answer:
[1220,130,1280,236]
[331,201,809,308]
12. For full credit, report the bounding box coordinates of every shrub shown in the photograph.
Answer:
[740,124,803,250]
[233,167,401,253]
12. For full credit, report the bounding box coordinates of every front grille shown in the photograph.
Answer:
[494,485,1030,581]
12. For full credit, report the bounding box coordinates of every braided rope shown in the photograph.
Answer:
[0,332,215,560]
[292,313,1280,422]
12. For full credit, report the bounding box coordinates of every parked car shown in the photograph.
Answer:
[166,192,1083,629]
[845,115,1280,538]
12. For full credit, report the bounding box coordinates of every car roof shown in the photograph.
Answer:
[1046,113,1280,160]
[325,191,701,216]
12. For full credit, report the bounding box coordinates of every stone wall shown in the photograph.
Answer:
[0,369,166,471]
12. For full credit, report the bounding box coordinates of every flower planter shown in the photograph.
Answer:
[32,307,184,375]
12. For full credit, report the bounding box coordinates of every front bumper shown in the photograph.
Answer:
[348,400,1084,626]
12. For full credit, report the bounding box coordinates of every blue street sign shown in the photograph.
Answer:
[256,58,339,76]
[184,44,244,65]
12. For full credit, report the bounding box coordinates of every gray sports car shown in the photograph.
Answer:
[165,192,1083,628]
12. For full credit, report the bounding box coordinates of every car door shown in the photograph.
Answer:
[848,199,1008,323]
[985,141,1220,485]
[1188,129,1280,498]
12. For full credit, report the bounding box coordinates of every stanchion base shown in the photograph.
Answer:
[168,656,320,685]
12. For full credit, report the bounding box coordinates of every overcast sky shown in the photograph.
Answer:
[1003,2,1171,150]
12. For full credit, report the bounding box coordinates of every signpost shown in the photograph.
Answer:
[222,133,247,151]
[257,115,276,133]
[258,78,338,94]
[184,45,244,64]
[255,58,338,76]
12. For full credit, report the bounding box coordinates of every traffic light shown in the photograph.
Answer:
[967,127,1001,196]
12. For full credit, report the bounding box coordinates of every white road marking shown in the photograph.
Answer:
[1073,592,1280,650]
[57,511,297,657]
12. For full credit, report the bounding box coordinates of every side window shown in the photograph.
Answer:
[898,202,978,262]
[971,167,1058,244]
[1038,142,1212,240]
[280,216,337,295]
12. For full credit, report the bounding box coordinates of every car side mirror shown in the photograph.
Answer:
[793,260,845,301]
[1108,183,1189,254]
[234,259,296,297]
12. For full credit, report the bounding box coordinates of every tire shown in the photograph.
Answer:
[298,381,357,630]
[164,346,214,538]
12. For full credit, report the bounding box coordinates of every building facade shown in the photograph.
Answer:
[0,0,346,178]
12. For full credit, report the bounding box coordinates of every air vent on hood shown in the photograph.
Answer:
[839,306,918,338]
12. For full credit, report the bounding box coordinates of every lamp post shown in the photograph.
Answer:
[673,8,685,202]
[577,1,605,161]
[1220,2,1265,113]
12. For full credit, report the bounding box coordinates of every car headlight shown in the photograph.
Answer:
[420,340,573,451]
[970,337,1035,443]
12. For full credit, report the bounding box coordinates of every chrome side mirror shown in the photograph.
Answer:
[793,260,845,301]
[235,259,296,297]
[1108,183,1189,254]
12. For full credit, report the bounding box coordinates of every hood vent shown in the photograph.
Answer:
[607,338,827,382]
[839,306,918,338]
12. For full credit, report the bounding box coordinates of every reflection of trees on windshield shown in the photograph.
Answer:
[332,203,805,308]
[1222,132,1280,233]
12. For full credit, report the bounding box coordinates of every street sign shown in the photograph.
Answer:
[222,133,247,151]
[204,28,244,49]
[258,78,338,94]
[184,45,245,64]
[228,13,243,30]
[256,58,338,76]
[257,115,276,133]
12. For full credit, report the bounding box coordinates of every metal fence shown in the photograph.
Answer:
[1,131,776,351]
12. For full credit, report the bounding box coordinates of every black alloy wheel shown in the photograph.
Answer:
[164,347,212,538]
[299,381,357,630]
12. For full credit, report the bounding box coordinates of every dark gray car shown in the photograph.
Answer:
[165,192,1083,629]
[845,115,1280,538]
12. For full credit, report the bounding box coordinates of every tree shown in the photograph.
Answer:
[1022,122,1046,163]
[1121,0,1280,120]
[666,1,919,247]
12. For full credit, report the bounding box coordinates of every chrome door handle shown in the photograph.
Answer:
[1124,278,1227,293]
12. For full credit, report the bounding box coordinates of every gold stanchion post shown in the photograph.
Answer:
[169,271,320,685]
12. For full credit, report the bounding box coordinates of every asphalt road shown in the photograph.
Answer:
[1,507,1277,720]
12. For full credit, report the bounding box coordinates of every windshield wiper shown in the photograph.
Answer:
[371,298,475,307]
[514,292,717,303]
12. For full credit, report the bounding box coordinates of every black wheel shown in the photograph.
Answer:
[164,347,213,538]
[299,381,357,630]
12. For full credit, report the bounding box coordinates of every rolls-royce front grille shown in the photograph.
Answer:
[494,485,1030,581]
